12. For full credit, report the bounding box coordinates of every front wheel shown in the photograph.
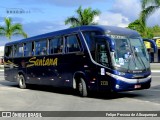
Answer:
[78,78,88,97]
[18,75,27,89]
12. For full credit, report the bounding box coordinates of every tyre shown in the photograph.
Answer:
[78,78,88,97]
[18,74,27,89]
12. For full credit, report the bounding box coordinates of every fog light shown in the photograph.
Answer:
[116,84,120,89]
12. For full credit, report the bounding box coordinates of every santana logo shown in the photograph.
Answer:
[27,57,58,67]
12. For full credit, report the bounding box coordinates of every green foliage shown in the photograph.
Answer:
[140,0,160,26]
[128,19,144,33]
[0,17,28,40]
[65,6,101,27]
[140,0,159,24]
[150,25,160,37]
[128,0,160,38]
[128,20,160,38]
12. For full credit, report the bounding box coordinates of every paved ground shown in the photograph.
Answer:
[0,71,160,120]
[150,63,160,70]
[0,63,159,120]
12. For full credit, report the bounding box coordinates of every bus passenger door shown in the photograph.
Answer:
[95,38,111,68]
[95,37,112,91]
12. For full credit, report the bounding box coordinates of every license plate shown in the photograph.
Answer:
[134,85,141,89]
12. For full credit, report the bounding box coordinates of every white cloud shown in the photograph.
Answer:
[97,0,160,27]
[147,8,160,26]
[97,12,130,27]
[96,0,141,28]
[93,16,100,23]
[17,0,107,7]
[111,0,141,21]
[109,0,160,27]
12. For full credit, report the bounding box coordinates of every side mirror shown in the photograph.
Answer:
[143,38,158,53]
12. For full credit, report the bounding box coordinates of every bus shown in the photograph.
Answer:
[4,25,157,97]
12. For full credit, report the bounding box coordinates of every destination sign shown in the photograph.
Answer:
[110,35,126,39]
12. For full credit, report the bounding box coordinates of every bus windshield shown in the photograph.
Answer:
[112,36,150,72]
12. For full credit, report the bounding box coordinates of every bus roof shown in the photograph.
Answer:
[5,25,140,46]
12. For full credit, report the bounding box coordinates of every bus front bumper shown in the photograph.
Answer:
[106,72,151,92]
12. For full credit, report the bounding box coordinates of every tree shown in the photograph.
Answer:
[0,17,27,40]
[128,0,160,38]
[128,19,144,33]
[140,0,160,26]
[128,19,154,38]
[65,6,101,27]
[151,25,160,36]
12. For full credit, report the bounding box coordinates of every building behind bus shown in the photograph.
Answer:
[144,37,160,62]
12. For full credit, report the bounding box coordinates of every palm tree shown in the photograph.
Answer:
[0,17,27,40]
[128,19,153,38]
[128,19,144,32]
[128,0,160,38]
[140,0,160,26]
[65,6,101,27]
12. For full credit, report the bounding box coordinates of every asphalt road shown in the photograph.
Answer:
[0,71,160,120]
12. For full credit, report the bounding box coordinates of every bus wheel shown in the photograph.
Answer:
[78,78,88,97]
[18,75,26,89]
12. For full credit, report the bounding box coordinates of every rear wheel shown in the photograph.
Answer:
[18,75,27,89]
[78,78,88,97]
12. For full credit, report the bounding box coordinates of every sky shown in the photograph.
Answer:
[0,0,160,46]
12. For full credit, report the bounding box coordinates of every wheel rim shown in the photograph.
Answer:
[79,82,83,94]
[19,77,24,86]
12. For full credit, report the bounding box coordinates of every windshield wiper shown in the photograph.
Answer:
[127,53,136,72]
[126,39,138,72]
[134,50,147,71]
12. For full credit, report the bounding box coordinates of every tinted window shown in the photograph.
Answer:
[14,44,23,57]
[49,37,63,54]
[65,35,80,53]
[83,31,102,51]
[35,40,47,55]
[95,38,109,67]
[24,42,34,57]
[5,46,13,57]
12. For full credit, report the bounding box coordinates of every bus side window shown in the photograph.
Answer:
[5,46,13,57]
[35,40,47,56]
[14,45,18,57]
[83,31,102,51]
[13,44,23,57]
[49,37,63,54]
[24,42,33,57]
[65,34,80,53]
[18,44,23,57]
[32,42,34,56]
